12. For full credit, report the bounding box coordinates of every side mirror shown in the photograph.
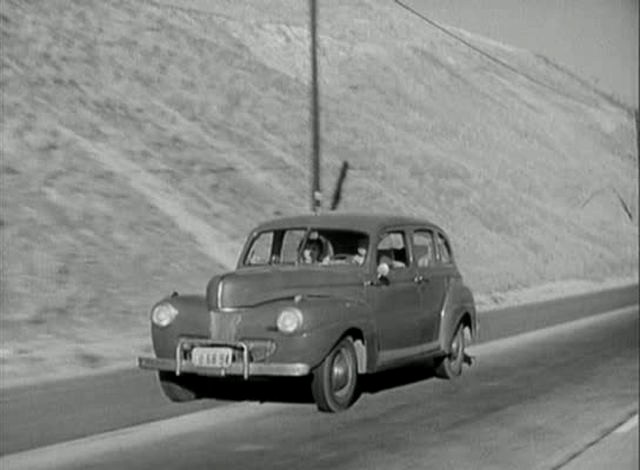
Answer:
[376,262,390,279]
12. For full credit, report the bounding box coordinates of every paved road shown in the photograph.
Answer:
[561,413,638,470]
[0,285,637,459]
[4,304,637,470]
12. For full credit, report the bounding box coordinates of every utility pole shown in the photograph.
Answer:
[309,0,321,213]
[636,109,639,164]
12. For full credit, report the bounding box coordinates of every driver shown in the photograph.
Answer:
[302,238,323,264]
[352,238,368,265]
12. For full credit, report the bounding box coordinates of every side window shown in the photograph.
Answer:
[245,232,274,266]
[436,232,452,264]
[412,230,435,268]
[376,231,408,269]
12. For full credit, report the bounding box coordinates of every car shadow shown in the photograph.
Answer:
[360,361,437,394]
[197,376,314,404]
[195,361,438,406]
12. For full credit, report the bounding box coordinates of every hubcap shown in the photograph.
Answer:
[449,330,464,374]
[331,349,352,395]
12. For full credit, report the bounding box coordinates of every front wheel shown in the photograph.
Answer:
[311,337,360,412]
[435,323,467,379]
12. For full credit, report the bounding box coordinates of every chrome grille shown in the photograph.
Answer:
[210,312,242,342]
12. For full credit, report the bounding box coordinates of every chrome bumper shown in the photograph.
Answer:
[138,338,310,379]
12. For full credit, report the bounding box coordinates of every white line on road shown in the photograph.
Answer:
[554,411,639,469]
[614,414,639,434]
[467,305,638,356]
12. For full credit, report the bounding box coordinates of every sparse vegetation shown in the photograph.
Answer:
[0,0,637,384]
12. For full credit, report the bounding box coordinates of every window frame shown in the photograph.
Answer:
[435,231,454,265]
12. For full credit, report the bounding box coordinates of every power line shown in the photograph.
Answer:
[393,0,596,107]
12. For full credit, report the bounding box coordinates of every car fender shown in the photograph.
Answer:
[275,295,377,373]
[150,294,209,358]
[254,296,375,372]
[293,321,375,373]
[437,278,477,354]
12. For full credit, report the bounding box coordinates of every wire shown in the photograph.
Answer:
[392,0,602,107]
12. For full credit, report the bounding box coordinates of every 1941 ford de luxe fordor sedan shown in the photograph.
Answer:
[138,213,477,412]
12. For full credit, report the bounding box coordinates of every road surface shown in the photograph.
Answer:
[1,291,637,469]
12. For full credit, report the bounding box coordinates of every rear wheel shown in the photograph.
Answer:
[311,337,359,412]
[435,323,466,379]
[158,371,198,402]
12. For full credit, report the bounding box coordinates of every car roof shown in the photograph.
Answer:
[252,212,445,235]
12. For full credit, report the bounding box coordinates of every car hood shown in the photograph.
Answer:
[206,265,366,310]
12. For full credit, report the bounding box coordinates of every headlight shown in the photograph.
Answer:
[151,303,178,327]
[276,307,303,334]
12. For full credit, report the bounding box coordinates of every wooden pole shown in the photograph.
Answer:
[309,0,321,213]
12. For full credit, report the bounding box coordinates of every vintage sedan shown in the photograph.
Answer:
[138,213,477,412]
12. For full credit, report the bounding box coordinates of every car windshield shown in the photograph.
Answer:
[243,228,370,267]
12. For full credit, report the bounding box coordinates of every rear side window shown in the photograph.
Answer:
[412,230,435,268]
[436,232,452,264]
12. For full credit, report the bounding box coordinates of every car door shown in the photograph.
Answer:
[367,229,422,365]
[412,229,447,345]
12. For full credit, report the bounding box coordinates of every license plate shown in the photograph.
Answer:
[191,347,233,368]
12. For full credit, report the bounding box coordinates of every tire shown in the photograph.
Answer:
[435,323,466,379]
[311,337,360,412]
[158,371,198,402]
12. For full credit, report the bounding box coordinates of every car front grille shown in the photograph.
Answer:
[210,312,242,342]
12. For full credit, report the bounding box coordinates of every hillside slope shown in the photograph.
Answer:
[0,0,637,380]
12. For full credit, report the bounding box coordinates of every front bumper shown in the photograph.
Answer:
[138,337,310,379]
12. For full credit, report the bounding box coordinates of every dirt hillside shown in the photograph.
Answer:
[1,0,637,383]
